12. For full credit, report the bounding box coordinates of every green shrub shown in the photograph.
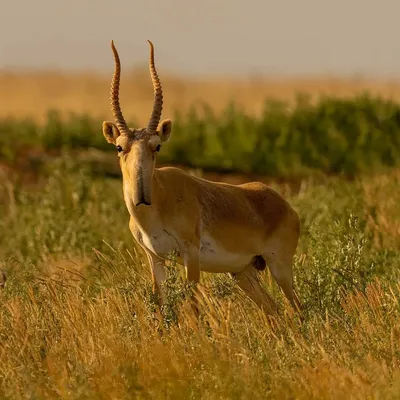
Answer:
[1,93,400,178]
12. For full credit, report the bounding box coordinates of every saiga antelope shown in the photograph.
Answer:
[102,40,301,314]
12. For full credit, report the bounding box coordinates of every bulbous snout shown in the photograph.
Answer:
[132,173,152,207]
[123,142,155,208]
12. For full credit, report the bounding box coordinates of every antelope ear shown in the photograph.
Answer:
[102,122,120,144]
[157,119,172,143]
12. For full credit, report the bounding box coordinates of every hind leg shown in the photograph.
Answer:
[230,264,278,315]
[264,253,302,311]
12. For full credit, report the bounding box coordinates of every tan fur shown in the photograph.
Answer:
[102,41,301,315]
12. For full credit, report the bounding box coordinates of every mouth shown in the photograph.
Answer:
[134,200,151,207]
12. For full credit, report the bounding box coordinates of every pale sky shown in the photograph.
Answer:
[1,0,400,77]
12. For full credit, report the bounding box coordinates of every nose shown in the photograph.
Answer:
[134,199,151,207]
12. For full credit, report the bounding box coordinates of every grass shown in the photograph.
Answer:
[1,153,400,398]
[3,70,400,124]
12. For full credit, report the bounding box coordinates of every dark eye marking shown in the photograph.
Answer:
[155,145,161,152]
[116,145,123,153]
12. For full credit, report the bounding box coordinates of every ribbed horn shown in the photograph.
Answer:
[147,40,163,133]
[110,40,130,135]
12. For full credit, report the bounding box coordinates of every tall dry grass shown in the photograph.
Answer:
[3,70,400,123]
[0,156,400,398]
[2,274,400,399]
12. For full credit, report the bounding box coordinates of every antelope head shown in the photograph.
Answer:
[102,40,172,207]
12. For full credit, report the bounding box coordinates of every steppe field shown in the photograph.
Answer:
[1,72,400,399]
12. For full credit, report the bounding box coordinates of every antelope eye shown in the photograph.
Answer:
[155,145,161,152]
[116,145,123,153]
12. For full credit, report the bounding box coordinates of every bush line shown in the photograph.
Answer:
[1,93,400,178]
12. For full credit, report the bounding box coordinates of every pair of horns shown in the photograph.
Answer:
[110,40,163,135]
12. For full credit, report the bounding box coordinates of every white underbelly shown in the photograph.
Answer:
[199,233,253,273]
[138,228,253,274]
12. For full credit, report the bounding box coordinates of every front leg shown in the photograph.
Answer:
[146,250,167,306]
[183,241,201,317]
[183,241,200,284]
